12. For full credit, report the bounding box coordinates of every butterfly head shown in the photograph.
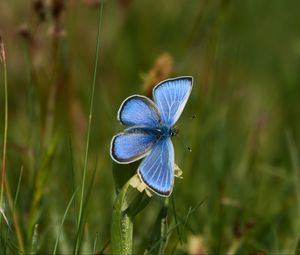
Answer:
[159,126,178,138]
[170,127,179,137]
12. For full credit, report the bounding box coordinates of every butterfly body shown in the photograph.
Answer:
[147,126,177,139]
[157,125,175,137]
[111,77,193,196]
[120,125,175,138]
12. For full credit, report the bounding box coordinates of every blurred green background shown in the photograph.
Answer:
[0,0,300,254]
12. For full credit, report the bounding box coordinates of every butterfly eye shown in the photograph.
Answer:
[170,128,179,137]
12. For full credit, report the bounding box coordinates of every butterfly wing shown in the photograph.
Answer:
[138,137,174,196]
[118,95,161,127]
[153,76,193,127]
[110,127,158,164]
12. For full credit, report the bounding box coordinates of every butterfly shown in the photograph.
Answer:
[110,76,193,197]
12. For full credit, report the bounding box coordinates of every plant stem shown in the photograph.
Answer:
[111,181,133,255]
[53,189,78,255]
[0,36,8,224]
[5,173,25,252]
[75,2,104,254]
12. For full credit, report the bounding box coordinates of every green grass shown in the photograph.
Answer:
[0,0,300,254]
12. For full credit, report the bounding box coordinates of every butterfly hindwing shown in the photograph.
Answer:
[111,127,158,164]
[118,95,161,127]
[138,137,174,196]
[153,77,193,127]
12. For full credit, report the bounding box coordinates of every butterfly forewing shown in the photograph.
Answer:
[138,137,174,196]
[153,77,193,127]
[118,95,161,127]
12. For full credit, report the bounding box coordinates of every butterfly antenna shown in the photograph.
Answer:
[179,114,196,151]
[176,132,192,152]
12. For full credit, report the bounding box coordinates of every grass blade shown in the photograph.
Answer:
[75,2,104,254]
[0,35,8,227]
[171,195,182,244]
[30,224,39,255]
[295,239,300,255]
[92,232,98,255]
[74,158,98,254]
[53,189,78,255]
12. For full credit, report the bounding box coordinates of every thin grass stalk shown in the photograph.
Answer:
[99,239,110,254]
[295,239,300,255]
[0,36,8,221]
[30,224,38,254]
[75,2,104,254]
[171,195,182,244]
[286,131,300,224]
[148,200,204,253]
[92,232,98,255]
[12,166,25,252]
[158,199,169,255]
[53,189,78,255]
[68,135,77,227]
[74,157,98,253]
[4,179,25,253]
[13,167,23,212]
[0,164,25,253]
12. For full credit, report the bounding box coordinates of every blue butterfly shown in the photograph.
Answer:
[110,76,193,197]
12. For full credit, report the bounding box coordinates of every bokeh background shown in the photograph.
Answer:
[0,0,300,254]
